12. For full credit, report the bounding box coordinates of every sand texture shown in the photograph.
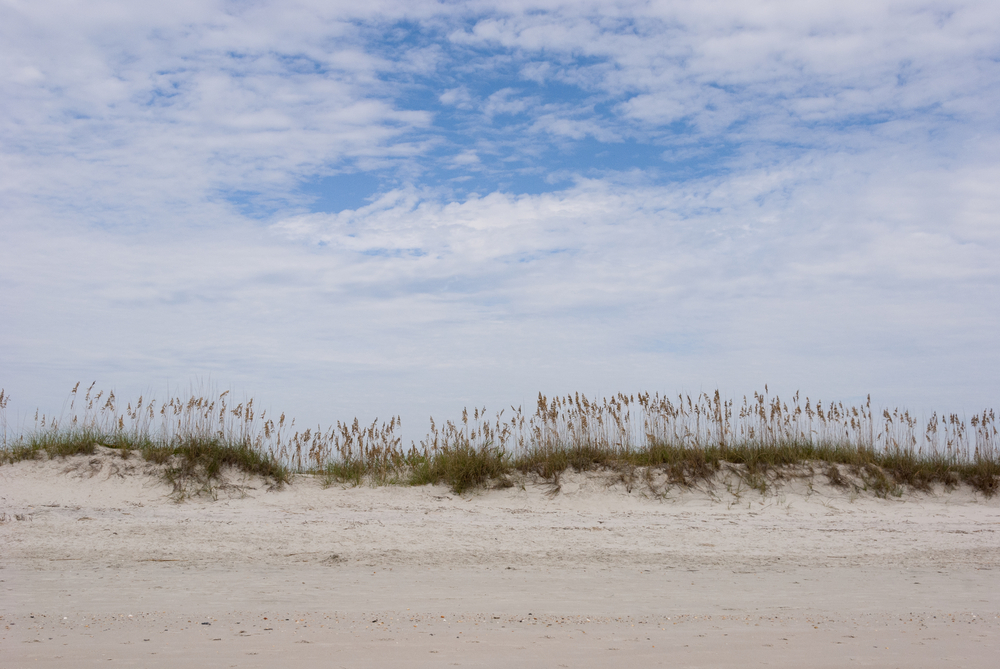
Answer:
[2,448,999,667]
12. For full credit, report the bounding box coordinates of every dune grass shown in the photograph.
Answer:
[0,386,290,491]
[6,430,291,490]
[1,384,997,497]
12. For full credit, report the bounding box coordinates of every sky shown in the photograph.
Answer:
[2,0,999,437]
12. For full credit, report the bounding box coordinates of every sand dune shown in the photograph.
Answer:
[2,448,998,667]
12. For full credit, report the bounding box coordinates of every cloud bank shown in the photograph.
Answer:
[2,1,998,432]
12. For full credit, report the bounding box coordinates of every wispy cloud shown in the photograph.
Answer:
[1,1,998,432]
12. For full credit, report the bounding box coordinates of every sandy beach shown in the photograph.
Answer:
[2,448,998,667]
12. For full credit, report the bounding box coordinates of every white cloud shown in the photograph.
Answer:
[439,87,475,109]
[4,145,998,434]
[450,1,1000,142]
[450,150,482,167]
[483,88,531,117]
[0,1,440,226]
[2,0,999,432]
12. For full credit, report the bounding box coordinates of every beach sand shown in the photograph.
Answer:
[2,448,998,667]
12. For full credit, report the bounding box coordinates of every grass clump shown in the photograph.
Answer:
[157,437,291,493]
[322,458,368,487]
[409,442,512,494]
[13,428,99,461]
[0,384,289,492]
[517,442,614,479]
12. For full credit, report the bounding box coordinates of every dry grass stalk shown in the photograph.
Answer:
[1,385,996,496]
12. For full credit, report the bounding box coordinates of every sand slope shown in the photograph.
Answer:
[2,449,999,667]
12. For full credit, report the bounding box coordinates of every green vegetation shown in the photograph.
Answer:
[1,384,997,497]
[409,443,513,494]
[0,385,290,492]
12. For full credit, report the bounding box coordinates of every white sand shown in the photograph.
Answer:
[2,448,999,667]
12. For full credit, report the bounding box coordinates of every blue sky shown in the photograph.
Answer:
[2,1,999,436]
